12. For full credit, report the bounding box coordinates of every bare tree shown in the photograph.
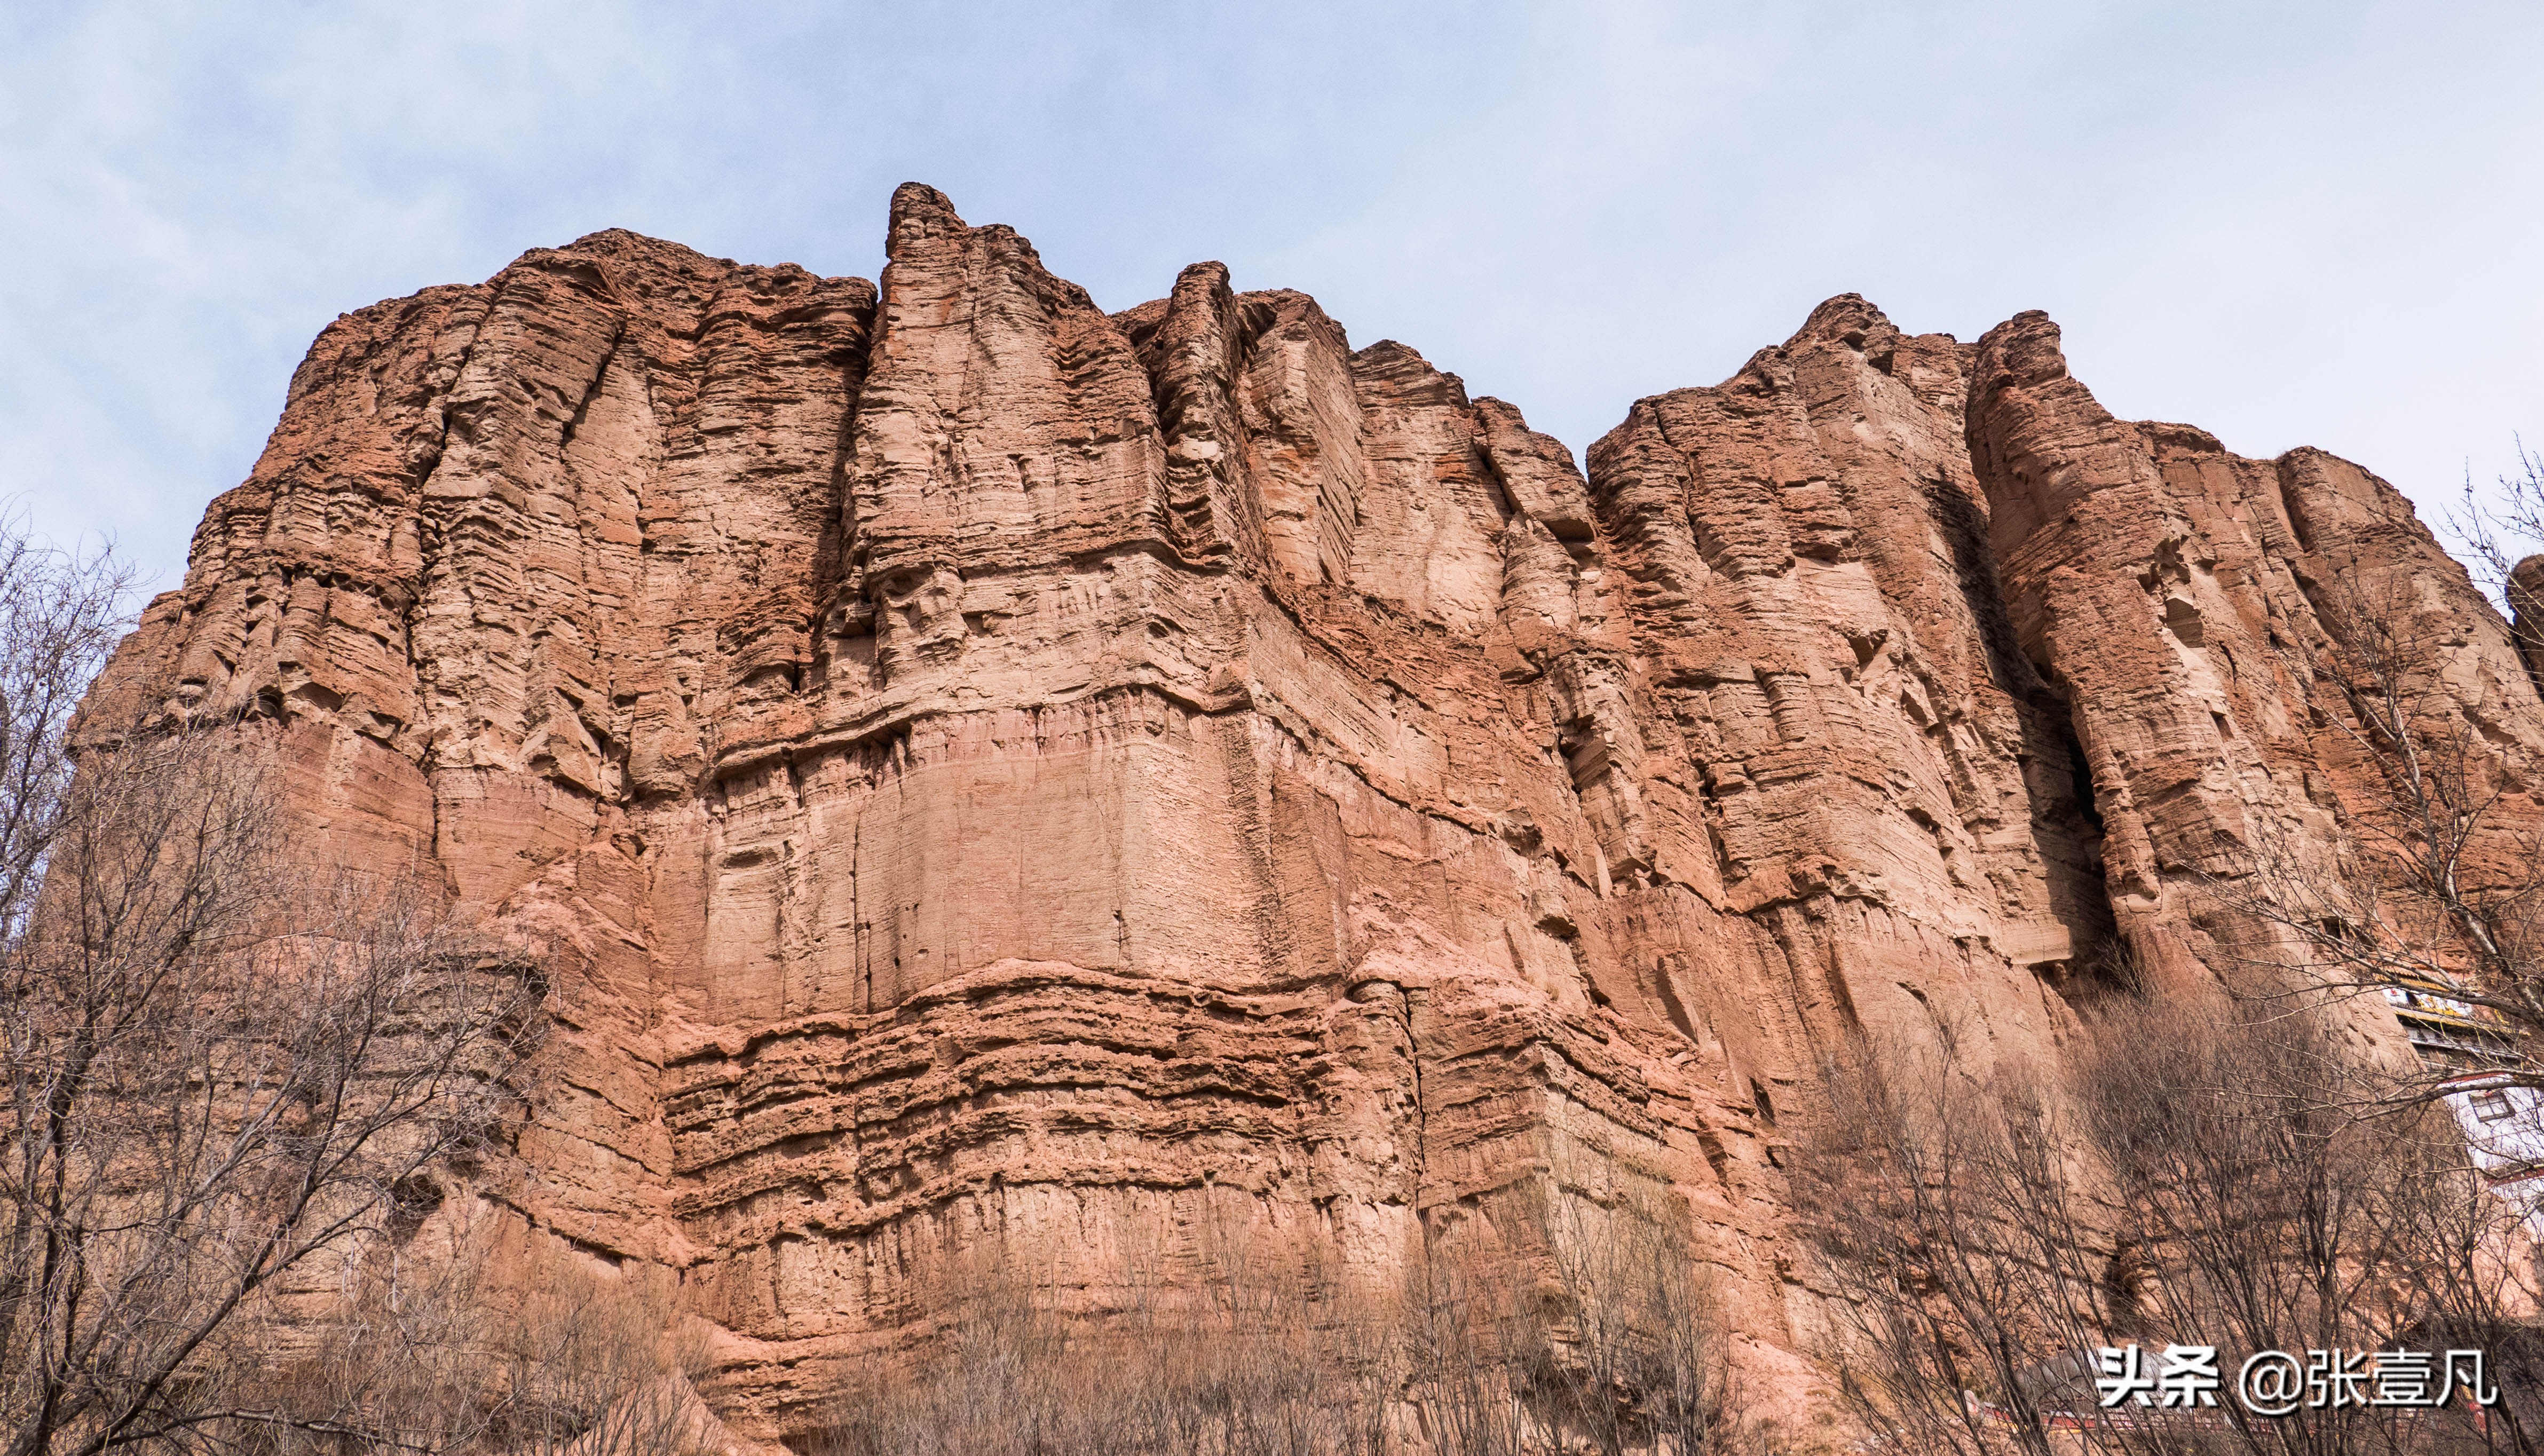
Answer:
[2453,440,2544,658]
[1401,1246,1531,1456]
[1522,1158,1740,1456]
[0,521,544,1456]
[2206,440,2544,1108]
[2080,1000,2532,1455]
[0,521,131,946]
[1795,1033,2115,1456]
[1802,996,2536,1456]
[2209,565,2544,1099]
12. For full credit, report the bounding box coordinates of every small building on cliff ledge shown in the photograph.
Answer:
[2384,978,2544,1232]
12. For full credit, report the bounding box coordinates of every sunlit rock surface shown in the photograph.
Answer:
[80,185,2544,1437]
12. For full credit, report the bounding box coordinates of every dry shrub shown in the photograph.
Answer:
[0,720,545,1456]
[1799,996,2541,1455]
[236,1231,715,1456]
[816,1239,1389,1456]
[0,519,691,1456]
[811,1178,1751,1456]
[1528,1166,1739,1456]
[1794,1028,2110,1456]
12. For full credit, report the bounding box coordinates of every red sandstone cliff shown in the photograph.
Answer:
[77,185,2544,1437]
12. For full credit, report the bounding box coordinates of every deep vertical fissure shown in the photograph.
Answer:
[2036,687,2123,986]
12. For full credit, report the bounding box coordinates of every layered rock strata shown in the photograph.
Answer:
[79,185,2544,1437]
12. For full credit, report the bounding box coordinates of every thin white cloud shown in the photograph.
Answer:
[3,0,2537,591]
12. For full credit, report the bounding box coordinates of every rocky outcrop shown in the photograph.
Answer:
[1965,311,2544,992]
[80,186,2544,1438]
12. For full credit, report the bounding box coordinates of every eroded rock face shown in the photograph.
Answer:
[80,186,2544,1435]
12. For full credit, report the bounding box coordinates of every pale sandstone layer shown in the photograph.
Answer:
[78,186,2544,1437]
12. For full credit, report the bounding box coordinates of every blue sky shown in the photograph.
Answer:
[4,2,2539,594]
